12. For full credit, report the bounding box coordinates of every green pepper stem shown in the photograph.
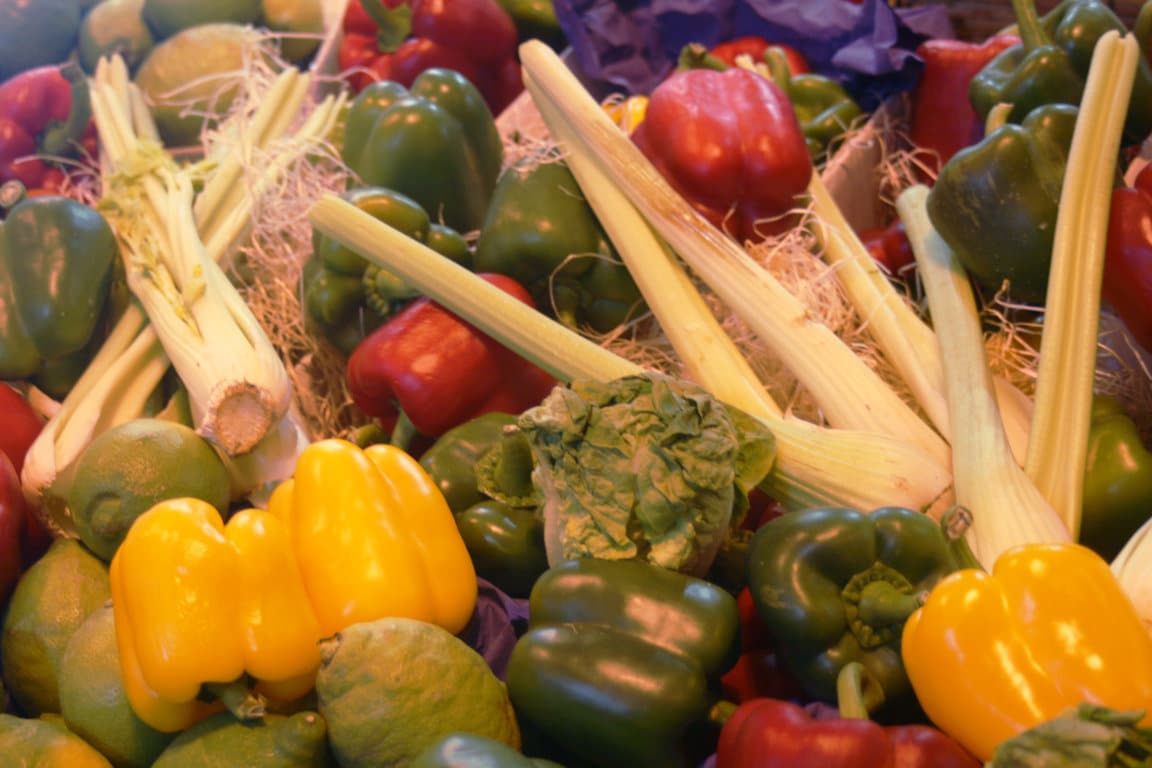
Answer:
[40,63,92,159]
[1011,0,1049,52]
[985,102,1014,134]
[855,579,924,627]
[361,0,412,53]
[941,505,986,571]
[203,680,267,721]
[0,180,27,210]
[836,662,885,720]
[707,699,739,727]
[388,410,418,451]
[677,43,729,72]
[764,46,794,91]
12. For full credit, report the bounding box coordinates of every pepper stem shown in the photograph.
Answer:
[707,699,739,727]
[40,63,92,159]
[361,0,413,53]
[855,579,924,627]
[388,410,418,452]
[677,43,729,72]
[941,505,986,571]
[836,662,886,720]
[0,180,27,210]
[203,680,267,721]
[1010,0,1049,52]
[763,46,794,91]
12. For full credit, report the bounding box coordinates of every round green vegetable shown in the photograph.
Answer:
[0,0,84,82]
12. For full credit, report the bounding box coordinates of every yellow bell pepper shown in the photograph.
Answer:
[270,438,477,637]
[110,498,323,733]
[603,94,648,135]
[902,541,1152,761]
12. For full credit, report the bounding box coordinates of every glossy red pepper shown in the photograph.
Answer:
[337,0,523,115]
[0,64,94,195]
[716,664,981,768]
[858,219,914,275]
[1104,162,1152,355]
[720,587,805,704]
[0,384,50,566]
[709,36,810,76]
[0,452,24,603]
[909,34,1021,178]
[631,67,813,244]
[346,273,558,438]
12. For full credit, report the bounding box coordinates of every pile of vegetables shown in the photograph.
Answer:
[1,0,1152,764]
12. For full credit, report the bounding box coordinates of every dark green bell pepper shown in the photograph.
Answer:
[0,185,120,398]
[506,558,740,768]
[456,500,548,599]
[971,0,1152,141]
[419,411,519,514]
[340,68,504,234]
[1078,394,1152,562]
[926,102,1077,305]
[413,733,564,768]
[494,0,567,51]
[764,47,863,159]
[303,186,469,355]
[746,506,965,712]
[472,158,646,334]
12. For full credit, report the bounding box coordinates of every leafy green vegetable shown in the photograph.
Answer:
[517,372,776,576]
[987,703,1152,767]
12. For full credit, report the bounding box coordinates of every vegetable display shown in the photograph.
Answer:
[3,1,1152,766]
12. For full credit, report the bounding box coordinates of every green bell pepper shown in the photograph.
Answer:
[493,0,567,51]
[302,186,469,355]
[746,506,965,712]
[340,68,504,234]
[414,733,564,768]
[456,500,548,599]
[1078,394,1152,562]
[926,102,1077,305]
[0,185,120,398]
[763,47,863,159]
[506,558,740,768]
[472,158,646,334]
[419,411,520,515]
[971,0,1152,140]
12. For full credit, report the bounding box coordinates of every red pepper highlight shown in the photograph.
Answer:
[346,273,558,438]
[631,67,813,244]
[338,0,523,116]
[1104,162,1152,355]
[909,34,1020,178]
[709,36,810,76]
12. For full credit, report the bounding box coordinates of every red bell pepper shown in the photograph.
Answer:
[0,384,51,566]
[631,67,813,244]
[0,63,94,196]
[346,273,558,438]
[0,452,25,603]
[721,587,805,704]
[709,36,810,77]
[857,219,914,275]
[1104,162,1152,355]
[716,663,981,768]
[908,34,1021,178]
[338,0,523,116]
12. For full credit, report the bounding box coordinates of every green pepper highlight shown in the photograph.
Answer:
[1079,395,1152,562]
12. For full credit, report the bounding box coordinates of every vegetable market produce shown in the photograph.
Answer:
[269,439,478,636]
[414,732,560,768]
[62,417,234,562]
[986,704,1152,766]
[706,35,810,75]
[758,47,863,159]
[630,63,813,243]
[0,0,85,83]
[473,158,646,333]
[260,0,328,65]
[151,710,332,767]
[140,0,263,40]
[455,500,548,600]
[316,616,520,766]
[715,663,980,767]
[0,64,95,194]
[419,411,520,515]
[926,102,1078,305]
[746,506,968,710]
[1,538,111,717]
[58,604,176,767]
[506,558,740,768]
[110,497,323,732]
[1079,394,1152,561]
[0,451,25,604]
[494,0,566,51]
[337,0,523,114]
[347,273,557,439]
[1103,160,1152,355]
[303,185,470,355]
[903,541,1152,762]
[78,0,156,75]
[0,713,113,767]
[908,33,1021,174]
[341,67,504,234]
[516,373,775,576]
[0,185,119,399]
